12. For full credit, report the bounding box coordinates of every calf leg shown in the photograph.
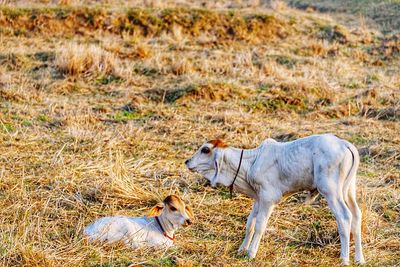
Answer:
[346,180,365,264]
[320,186,352,265]
[246,200,275,259]
[238,201,259,253]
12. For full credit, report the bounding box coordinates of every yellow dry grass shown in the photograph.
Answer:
[0,1,399,266]
[55,43,122,76]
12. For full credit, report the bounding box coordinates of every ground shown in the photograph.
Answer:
[0,0,399,266]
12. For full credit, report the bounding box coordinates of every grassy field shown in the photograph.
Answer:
[287,0,400,34]
[0,0,399,266]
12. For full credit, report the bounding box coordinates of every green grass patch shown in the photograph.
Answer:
[383,209,398,222]
[1,122,14,133]
[37,114,50,122]
[96,75,123,85]
[112,110,153,123]
[366,73,380,84]
[245,96,309,113]
[345,79,362,89]
[149,256,175,267]
[348,133,369,146]
[360,154,371,163]
[34,51,55,62]
[275,55,297,69]
[133,64,159,77]
[0,7,29,19]
[257,83,274,91]
[359,170,376,178]
[22,120,33,127]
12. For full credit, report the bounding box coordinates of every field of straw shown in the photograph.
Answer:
[0,0,399,266]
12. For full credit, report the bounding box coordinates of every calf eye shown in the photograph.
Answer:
[201,147,211,154]
[170,206,177,211]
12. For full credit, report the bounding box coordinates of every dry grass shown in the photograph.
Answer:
[0,1,399,267]
[55,43,122,76]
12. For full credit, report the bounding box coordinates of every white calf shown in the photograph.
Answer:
[185,134,364,265]
[84,195,194,248]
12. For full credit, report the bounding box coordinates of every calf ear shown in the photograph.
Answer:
[185,205,194,219]
[147,203,164,217]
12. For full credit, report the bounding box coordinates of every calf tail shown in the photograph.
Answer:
[342,142,360,204]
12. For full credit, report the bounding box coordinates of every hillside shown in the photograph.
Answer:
[0,2,399,266]
[288,0,400,34]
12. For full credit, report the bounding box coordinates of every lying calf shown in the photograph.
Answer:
[185,134,365,265]
[84,195,193,248]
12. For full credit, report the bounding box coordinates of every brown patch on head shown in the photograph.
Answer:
[163,195,186,212]
[208,139,228,148]
[163,194,183,205]
[163,195,194,220]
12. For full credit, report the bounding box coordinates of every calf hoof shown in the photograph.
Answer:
[341,260,350,266]
[238,244,248,255]
[246,249,257,259]
[355,258,366,266]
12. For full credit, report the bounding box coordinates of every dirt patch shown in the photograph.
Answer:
[246,81,335,114]
[278,81,333,100]
[0,53,34,71]
[273,132,301,141]
[317,25,354,44]
[314,89,399,120]
[363,107,400,121]
[370,34,400,59]
[144,82,247,103]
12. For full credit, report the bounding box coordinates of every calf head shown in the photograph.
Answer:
[185,139,230,187]
[148,195,194,228]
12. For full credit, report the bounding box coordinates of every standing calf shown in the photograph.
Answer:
[84,195,194,248]
[185,134,365,265]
